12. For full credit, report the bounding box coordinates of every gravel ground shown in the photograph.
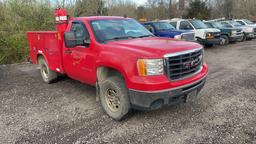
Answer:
[1,40,256,144]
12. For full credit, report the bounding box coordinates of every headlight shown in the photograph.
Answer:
[174,35,182,39]
[137,59,164,76]
[206,32,214,39]
[231,30,236,35]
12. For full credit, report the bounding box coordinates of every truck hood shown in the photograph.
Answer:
[196,28,221,33]
[237,25,255,32]
[106,37,202,58]
[247,24,256,28]
[218,27,242,32]
[158,29,192,36]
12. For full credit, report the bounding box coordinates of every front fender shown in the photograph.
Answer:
[96,51,137,88]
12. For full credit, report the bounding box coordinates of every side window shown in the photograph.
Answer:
[144,24,155,33]
[170,22,177,28]
[180,21,193,30]
[236,21,245,25]
[71,22,89,40]
[70,22,90,47]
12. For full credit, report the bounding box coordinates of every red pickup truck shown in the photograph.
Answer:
[27,8,208,120]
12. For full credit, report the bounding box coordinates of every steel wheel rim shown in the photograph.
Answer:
[220,38,226,45]
[105,88,120,112]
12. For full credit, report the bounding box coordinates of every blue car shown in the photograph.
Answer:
[142,22,195,41]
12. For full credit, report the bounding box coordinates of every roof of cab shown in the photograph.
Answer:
[71,16,130,21]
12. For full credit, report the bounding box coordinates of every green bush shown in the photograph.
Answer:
[0,0,54,64]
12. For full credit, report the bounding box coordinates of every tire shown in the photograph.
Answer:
[220,35,229,45]
[38,57,58,84]
[99,76,131,120]
[241,33,246,42]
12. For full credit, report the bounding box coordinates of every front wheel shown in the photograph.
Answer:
[241,33,246,42]
[220,35,229,45]
[99,76,131,120]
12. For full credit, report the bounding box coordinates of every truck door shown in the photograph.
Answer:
[63,21,95,84]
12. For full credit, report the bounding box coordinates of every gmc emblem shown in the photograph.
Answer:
[183,55,202,69]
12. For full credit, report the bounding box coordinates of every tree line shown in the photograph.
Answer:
[0,0,255,64]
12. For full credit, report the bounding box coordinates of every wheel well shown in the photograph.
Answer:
[221,34,229,37]
[37,54,45,63]
[97,67,124,82]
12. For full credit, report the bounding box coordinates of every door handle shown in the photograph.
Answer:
[65,50,72,54]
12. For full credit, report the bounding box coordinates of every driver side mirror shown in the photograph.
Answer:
[64,31,90,48]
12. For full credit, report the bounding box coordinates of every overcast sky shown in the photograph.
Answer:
[134,0,148,6]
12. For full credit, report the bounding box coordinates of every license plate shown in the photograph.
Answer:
[186,90,198,103]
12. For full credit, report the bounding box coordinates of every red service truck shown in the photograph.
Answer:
[27,8,208,120]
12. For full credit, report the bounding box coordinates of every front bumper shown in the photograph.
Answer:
[245,32,254,39]
[202,38,221,45]
[230,35,244,42]
[129,76,207,110]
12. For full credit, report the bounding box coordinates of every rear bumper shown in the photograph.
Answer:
[129,76,207,110]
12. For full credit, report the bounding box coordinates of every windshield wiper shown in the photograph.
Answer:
[106,36,137,42]
[137,35,154,38]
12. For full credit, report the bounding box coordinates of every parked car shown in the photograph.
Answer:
[165,19,221,46]
[219,20,255,41]
[234,19,256,38]
[26,8,208,120]
[142,21,195,41]
[234,19,256,27]
[204,21,243,45]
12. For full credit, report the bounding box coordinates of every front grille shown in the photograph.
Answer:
[236,30,243,35]
[181,33,195,41]
[165,48,203,81]
[213,32,221,38]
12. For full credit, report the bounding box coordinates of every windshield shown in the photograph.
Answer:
[189,20,208,29]
[211,22,223,28]
[230,21,242,27]
[244,19,254,24]
[90,19,153,43]
[153,22,175,31]
[220,22,233,28]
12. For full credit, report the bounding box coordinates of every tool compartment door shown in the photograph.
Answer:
[27,31,64,73]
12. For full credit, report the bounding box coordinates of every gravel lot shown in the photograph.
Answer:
[1,40,256,144]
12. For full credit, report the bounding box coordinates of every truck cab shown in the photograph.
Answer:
[168,19,221,46]
[142,21,195,41]
[27,9,208,120]
[219,20,255,41]
[234,19,256,27]
[204,21,243,44]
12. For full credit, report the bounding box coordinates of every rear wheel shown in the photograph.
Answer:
[99,76,131,120]
[38,57,57,84]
